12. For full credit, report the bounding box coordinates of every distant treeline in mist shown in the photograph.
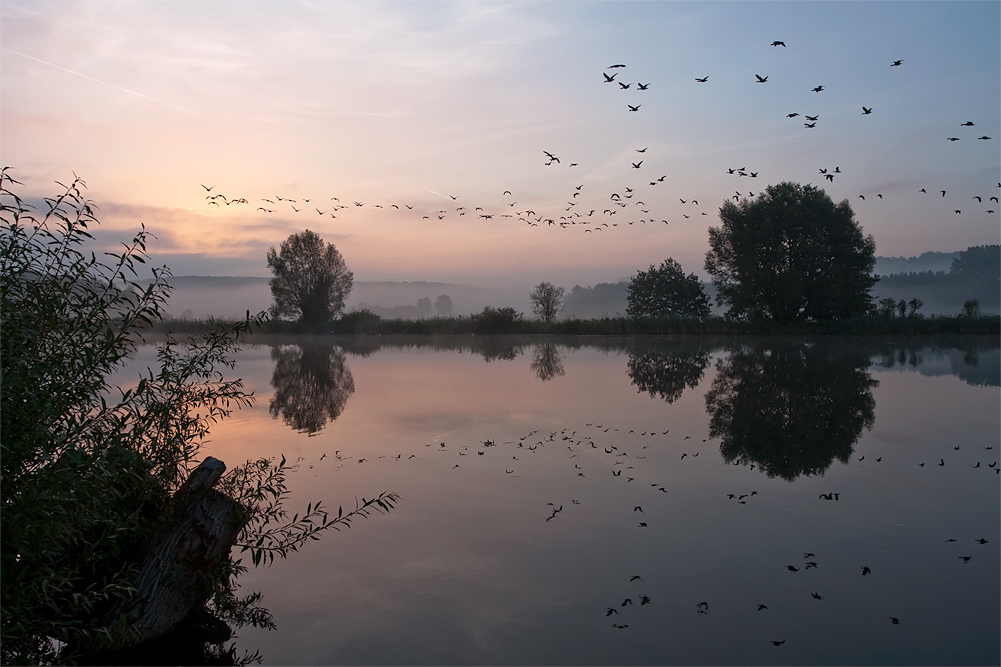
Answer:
[870,245,999,315]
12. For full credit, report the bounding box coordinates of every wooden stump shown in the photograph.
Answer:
[98,457,247,647]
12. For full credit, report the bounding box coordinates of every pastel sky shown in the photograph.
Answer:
[2,1,998,290]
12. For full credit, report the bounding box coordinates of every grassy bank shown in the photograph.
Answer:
[150,313,1000,336]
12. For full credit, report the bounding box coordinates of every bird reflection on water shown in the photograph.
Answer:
[237,335,998,663]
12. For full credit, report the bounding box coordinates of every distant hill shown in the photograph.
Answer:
[874,251,960,276]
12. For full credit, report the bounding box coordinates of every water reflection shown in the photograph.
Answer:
[705,341,878,480]
[627,345,711,403]
[531,343,566,381]
[269,343,355,434]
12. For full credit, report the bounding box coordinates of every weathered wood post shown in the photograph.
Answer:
[94,457,247,654]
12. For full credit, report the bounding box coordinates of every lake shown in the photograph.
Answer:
[126,335,1000,665]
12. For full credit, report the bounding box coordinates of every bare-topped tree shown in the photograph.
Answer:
[267,230,353,325]
[530,281,566,323]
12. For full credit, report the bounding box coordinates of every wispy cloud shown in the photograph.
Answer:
[3,48,200,116]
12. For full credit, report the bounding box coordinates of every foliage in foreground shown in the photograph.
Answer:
[0,170,397,664]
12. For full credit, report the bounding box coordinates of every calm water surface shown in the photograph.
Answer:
[130,335,999,665]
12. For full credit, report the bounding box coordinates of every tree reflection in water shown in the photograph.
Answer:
[627,345,711,403]
[705,341,878,480]
[269,343,355,434]
[531,343,566,381]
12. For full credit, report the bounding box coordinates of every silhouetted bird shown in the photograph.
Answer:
[772,640,785,646]
[812,85,824,92]
[787,565,799,572]
[757,604,768,610]
[628,105,641,112]
[771,41,786,47]
[606,608,619,616]
[889,617,900,624]
[755,74,768,83]
[891,60,903,66]
[862,106,872,114]
[695,76,709,83]
[958,556,971,562]
[861,566,871,575]
[811,592,822,600]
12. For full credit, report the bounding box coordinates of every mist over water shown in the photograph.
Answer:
[123,335,998,665]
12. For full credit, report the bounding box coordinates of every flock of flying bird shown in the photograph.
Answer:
[201,40,997,238]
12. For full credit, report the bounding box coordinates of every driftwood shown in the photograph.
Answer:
[98,457,247,648]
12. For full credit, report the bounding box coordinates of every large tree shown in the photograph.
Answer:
[704,182,876,320]
[267,230,353,325]
[626,258,710,318]
[530,281,566,323]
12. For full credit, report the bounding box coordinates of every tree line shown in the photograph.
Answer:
[266,182,997,329]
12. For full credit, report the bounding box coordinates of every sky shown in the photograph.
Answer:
[2,1,999,292]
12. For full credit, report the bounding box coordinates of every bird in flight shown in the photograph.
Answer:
[544,151,560,164]
[618,82,632,89]
[804,122,816,128]
[771,40,786,47]
[603,72,618,83]
[755,74,768,83]
[805,115,819,121]
[637,82,650,90]
[695,76,709,83]
[787,112,800,118]
[608,64,626,69]
[961,121,975,126]
[862,106,873,114]
[891,59,904,66]
[628,105,641,112]
[632,161,643,168]
[200,184,215,192]
[812,85,824,92]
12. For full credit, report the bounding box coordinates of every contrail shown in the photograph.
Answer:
[428,190,450,199]
[3,48,200,117]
